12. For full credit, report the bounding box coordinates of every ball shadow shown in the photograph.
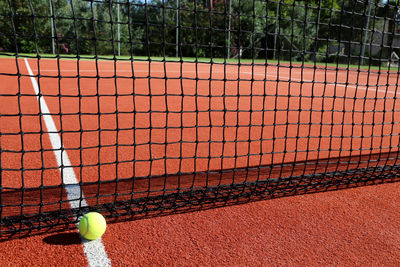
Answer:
[43,232,82,245]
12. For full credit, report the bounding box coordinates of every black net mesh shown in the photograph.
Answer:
[1,0,400,236]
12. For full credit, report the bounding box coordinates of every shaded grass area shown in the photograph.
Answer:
[1,52,399,72]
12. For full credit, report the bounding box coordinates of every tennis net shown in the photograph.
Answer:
[1,0,400,236]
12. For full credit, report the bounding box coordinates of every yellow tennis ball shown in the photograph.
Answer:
[78,212,107,240]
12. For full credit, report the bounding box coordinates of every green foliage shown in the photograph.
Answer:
[0,0,50,52]
[0,0,396,65]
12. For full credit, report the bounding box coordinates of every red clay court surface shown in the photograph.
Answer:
[0,57,399,265]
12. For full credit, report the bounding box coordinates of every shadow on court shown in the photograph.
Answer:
[1,151,399,241]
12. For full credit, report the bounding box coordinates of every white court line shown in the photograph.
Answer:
[35,68,400,96]
[24,59,111,267]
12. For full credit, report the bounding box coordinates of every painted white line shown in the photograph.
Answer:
[271,74,400,96]
[24,58,111,267]
[34,67,400,96]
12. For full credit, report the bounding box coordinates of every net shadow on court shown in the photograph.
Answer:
[1,151,399,241]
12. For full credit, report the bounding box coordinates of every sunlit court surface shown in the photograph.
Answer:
[1,0,400,266]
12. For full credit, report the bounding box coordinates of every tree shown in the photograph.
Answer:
[0,0,397,66]
[0,0,53,53]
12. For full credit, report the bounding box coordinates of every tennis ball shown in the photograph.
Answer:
[78,212,107,240]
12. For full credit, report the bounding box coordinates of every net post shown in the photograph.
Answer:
[227,0,232,59]
[176,0,179,58]
[117,0,120,57]
[360,0,372,66]
[49,0,55,54]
